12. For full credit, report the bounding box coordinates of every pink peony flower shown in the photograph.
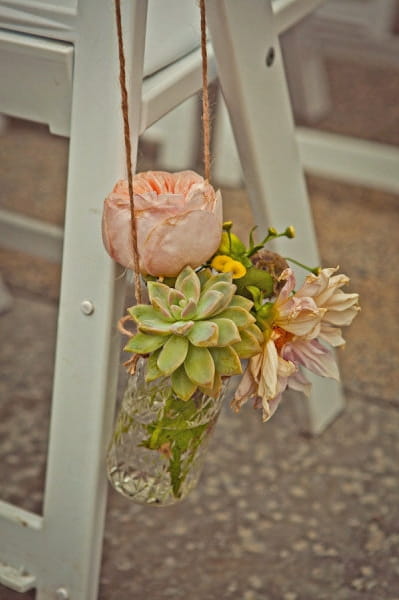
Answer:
[102,170,223,277]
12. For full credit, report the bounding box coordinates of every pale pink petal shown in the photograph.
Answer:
[283,339,339,380]
[324,304,360,327]
[319,323,346,347]
[277,296,323,338]
[231,365,258,412]
[142,209,222,276]
[258,339,279,401]
[102,171,223,276]
[287,369,312,397]
[276,268,296,303]
[261,393,283,422]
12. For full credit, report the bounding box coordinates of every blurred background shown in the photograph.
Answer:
[1,1,399,598]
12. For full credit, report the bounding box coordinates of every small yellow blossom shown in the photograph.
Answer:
[211,255,246,279]
[229,260,247,279]
[211,255,233,271]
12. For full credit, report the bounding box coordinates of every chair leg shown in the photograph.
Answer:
[34,2,148,598]
[206,0,344,435]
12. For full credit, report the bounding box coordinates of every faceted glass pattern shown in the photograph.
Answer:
[107,358,226,505]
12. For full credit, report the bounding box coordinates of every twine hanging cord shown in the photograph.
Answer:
[113,0,212,361]
[114,0,143,305]
[200,0,211,182]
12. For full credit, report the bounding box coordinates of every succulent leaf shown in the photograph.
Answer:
[188,321,219,347]
[199,372,223,399]
[177,270,201,304]
[145,349,163,381]
[128,304,163,324]
[170,304,183,320]
[216,306,256,329]
[168,288,185,306]
[210,346,242,376]
[170,321,194,335]
[229,294,254,312]
[210,318,240,346]
[195,290,224,319]
[232,329,262,358]
[184,345,215,387]
[125,332,168,354]
[125,265,261,394]
[247,322,264,343]
[180,298,197,319]
[147,281,173,319]
[202,271,233,292]
[157,335,189,375]
[207,281,236,312]
[171,366,197,401]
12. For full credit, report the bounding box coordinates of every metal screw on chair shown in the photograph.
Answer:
[80,300,95,315]
[55,588,69,600]
[266,46,275,67]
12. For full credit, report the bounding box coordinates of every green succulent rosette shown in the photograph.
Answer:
[124,266,263,400]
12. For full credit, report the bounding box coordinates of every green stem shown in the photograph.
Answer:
[285,257,320,275]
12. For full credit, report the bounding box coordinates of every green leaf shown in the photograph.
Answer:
[168,288,185,306]
[232,328,262,359]
[247,322,264,343]
[235,267,274,297]
[246,285,263,307]
[128,304,167,324]
[216,306,255,328]
[157,335,189,375]
[195,290,224,319]
[124,332,168,354]
[170,320,194,335]
[179,271,201,304]
[175,266,196,292]
[207,281,236,312]
[199,372,223,398]
[210,346,242,376]
[202,271,233,292]
[171,366,197,401]
[147,281,173,319]
[210,318,240,346]
[219,231,246,256]
[145,350,164,381]
[180,298,197,320]
[170,304,182,320]
[197,268,212,287]
[184,345,215,387]
[229,294,254,311]
[187,321,219,347]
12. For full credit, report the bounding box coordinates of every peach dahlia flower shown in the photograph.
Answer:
[102,170,223,277]
[232,267,357,422]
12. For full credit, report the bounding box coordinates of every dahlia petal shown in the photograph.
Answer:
[319,323,346,347]
[283,339,339,380]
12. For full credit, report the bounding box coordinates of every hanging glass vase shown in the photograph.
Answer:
[107,358,227,506]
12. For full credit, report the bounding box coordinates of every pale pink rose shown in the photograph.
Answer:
[102,170,223,277]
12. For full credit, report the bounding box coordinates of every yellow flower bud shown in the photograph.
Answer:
[285,225,296,238]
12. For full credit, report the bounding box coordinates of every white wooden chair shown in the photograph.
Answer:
[0,1,342,597]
